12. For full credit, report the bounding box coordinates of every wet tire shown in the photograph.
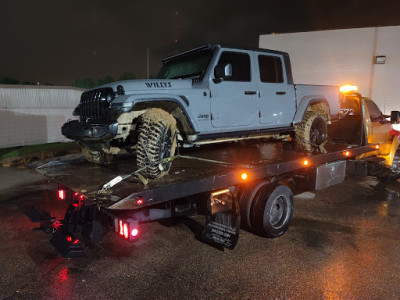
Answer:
[295,111,328,152]
[137,109,177,179]
[250,184,294,238]
[82,147,114,164]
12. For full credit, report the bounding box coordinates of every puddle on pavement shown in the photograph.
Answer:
[382,185,400,218]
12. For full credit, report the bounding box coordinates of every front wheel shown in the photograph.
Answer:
[136,109,177,179]
[295,111,328,152]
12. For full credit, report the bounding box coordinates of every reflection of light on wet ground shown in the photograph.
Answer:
[49,265,72,300]
[384,187,400,219]
[321,260,349,300]
[57,266,69,283]
[377,202,389,217]
[319,219,382,299]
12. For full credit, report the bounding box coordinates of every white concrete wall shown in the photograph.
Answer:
[0,85,84,148]
[259,26,400,114]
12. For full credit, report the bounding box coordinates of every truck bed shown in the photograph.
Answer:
[33,141,376,210]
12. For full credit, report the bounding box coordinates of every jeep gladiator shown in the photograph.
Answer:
[62,44,342,178]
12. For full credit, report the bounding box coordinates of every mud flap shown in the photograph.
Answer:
[201,188,240,250]
[50,231,89,258]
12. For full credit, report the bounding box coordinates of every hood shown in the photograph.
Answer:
[101,79,193,94]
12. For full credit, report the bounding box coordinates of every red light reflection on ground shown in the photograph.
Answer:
[58,267,69,283]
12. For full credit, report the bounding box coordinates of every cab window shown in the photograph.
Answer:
[365,100,384,122]
[341,96,361,117]
[258,55,284,83]
[217,51,251,82]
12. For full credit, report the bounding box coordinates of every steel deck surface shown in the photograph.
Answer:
[33,141,377,209]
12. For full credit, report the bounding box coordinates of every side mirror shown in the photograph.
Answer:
[391,111,400,124]
[213,63,233,83]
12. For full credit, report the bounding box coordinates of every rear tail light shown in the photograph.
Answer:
[117,218,139,242]
[58,189,65,200]
[57,187,85,208]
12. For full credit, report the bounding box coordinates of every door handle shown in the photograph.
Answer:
[245,91,257,95]
[276,91,286,95]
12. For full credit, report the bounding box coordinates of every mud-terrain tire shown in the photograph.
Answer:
[295,111,328,152]
[250,184,294,238]
[137,109,177,179]
[82,147,114,164]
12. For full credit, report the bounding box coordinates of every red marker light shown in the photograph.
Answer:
[58,190,65,200]
[66,236,72,242]
[136,199,144,205]
[119,220,124,236]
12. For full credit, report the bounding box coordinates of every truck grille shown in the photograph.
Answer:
[80,88,115,122]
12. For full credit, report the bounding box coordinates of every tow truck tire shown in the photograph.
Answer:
[295,111,327,152]
[82,147,114,164]
[250,184,294,238]
[137,109,177,178]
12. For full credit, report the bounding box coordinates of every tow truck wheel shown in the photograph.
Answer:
[250,184,294,238]
[295,111,327,152]
[137,108,177,178]
[82,147,114,164]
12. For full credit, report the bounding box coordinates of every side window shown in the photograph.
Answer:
[365,100,383,122]
[217,51,251,82]
[258,55,284,83]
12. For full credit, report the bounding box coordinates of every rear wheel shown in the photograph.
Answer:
[295,111,328,152]
[250,184,294,238]
[137,109,177,178]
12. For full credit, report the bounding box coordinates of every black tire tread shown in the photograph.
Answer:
[295,111,327,152]
[137,109,177,178]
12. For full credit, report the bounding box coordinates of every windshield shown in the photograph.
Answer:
[157,48,213,80]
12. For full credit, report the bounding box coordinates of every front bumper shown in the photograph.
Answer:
[62,120,118,141]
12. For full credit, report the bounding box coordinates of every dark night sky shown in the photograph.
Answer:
[1,0,399,86]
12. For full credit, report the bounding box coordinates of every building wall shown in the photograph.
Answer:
[0,85,84,148]
[259,26,400,114]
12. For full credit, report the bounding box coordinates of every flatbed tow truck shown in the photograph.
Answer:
[27,90,400,257]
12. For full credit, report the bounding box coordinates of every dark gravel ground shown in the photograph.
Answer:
[0,174,399,300]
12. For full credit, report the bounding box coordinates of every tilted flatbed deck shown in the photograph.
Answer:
[34,141,377,210]
[29,140,380,257]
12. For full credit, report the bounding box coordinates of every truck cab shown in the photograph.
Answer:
[329,86,400,166]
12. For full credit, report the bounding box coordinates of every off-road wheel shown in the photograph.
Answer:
[250,184,294,238]
[295,111,328,152]
[82,147,114,164]
[137,108,177,179]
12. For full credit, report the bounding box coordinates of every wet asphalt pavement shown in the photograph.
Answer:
[0,171,400,299]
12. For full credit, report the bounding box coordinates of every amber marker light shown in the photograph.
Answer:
[344,150,351,157]
[241,172,248,180]
[340,85,358,93]
[303,159,310,166]
[375,144,380,150]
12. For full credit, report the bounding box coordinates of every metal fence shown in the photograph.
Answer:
[0,85,84,148]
